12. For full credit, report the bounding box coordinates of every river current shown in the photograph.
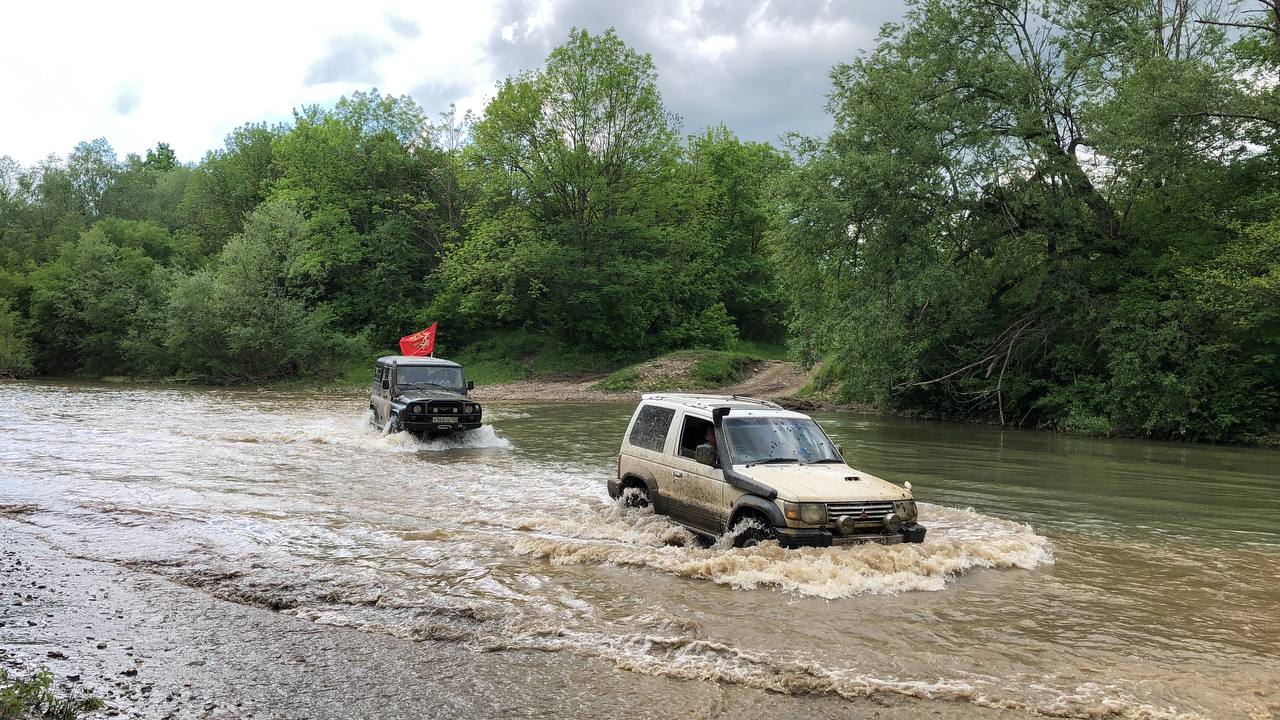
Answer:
[1,382,1277,719]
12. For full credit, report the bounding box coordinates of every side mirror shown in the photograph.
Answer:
[836,445,844,457]
[381,379,390,390]
[467,380,475,391]
[695,444,717,467]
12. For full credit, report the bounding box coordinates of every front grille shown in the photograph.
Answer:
[427,401,461,414]
[825,501,895,531]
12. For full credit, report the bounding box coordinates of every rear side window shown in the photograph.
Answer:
[629,405,675,452]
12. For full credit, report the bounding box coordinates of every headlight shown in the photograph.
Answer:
[412,404,423,414]
[783,502,828,525]
[467,404,478,413]
[894,500,918,522]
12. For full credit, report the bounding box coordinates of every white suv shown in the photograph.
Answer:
[610,394,926,548]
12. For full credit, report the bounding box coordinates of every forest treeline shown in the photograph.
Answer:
[1,0,1277,444]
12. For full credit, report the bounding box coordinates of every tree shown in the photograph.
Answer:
[27,228,167,376]
[165,201,356,382]
[0,297,33,377]
[438,28,738,351]
[773,0,1279,440]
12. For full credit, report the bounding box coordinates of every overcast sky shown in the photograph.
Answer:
[0,0,905,166]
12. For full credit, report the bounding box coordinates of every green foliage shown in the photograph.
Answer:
[591,349,761,392]
[451,329,627,384]
[772,0,1280,443]
[2,9,1274,444]
[27,228,169,376]
[0,297,33,377]
[0,31,788,388]
[434,29,767,354]
[688,350,757,385]
[1,668,104,719]
[164,201,363,383]
[595,367,641,392]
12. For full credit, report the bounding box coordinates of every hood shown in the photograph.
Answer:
[395,387,469,403]
[737,463,911,503]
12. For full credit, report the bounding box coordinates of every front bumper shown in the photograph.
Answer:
[403,418,483,434]
[775,522,927,548]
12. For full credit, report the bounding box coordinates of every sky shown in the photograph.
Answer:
[0,0,905,166]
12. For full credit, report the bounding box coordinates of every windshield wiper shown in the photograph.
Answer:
[746,457,800,467]
[806,458,846,465]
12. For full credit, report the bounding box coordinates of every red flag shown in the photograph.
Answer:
[399,323,438,357]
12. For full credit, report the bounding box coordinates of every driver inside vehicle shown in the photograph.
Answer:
[696,425,720,468]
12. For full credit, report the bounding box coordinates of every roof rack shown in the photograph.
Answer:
[639,393,784,410]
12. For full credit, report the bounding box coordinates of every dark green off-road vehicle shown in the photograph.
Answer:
[369,356,482,436]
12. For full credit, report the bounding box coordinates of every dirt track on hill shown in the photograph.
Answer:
[469,359,865,411]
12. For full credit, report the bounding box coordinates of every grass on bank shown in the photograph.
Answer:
[276,330,790,391]
[0,668,103,720]
[593,347,774,393]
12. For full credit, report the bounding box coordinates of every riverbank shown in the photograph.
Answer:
[469,354,874,412]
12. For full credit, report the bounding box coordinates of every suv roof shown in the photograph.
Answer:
[639,393,807,419]
[376,355,462,368]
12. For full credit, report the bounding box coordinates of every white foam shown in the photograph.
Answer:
[512,502,1054,598]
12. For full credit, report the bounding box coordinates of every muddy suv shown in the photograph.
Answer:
[369,356,482,436]
[610,394,926,548]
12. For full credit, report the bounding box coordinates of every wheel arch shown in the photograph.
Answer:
[730,495,785,529]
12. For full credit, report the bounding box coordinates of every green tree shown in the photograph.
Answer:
[438,28,737,351]
[773,0,1279,440]
[0,297,33,377]
[165,201,358,382]
[27,228,168,376]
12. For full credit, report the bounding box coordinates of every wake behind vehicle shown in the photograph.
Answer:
[610,394,926,548]
[369,356,482,437]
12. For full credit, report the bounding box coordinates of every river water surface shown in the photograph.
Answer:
[1,382,1277,719]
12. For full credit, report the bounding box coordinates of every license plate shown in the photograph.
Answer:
[432,416,458,423]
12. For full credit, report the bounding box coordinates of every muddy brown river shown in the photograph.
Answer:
[2,381,1278,719]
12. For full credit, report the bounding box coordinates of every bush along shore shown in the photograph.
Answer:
[3,6,1279,445]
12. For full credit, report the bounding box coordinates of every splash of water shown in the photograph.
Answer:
[512,503,1053,598]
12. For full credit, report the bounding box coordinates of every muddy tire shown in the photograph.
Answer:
[387,413,403,434]
[731,516,777,548]
[623,484,651,509]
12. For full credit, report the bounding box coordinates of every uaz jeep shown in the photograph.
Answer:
[369,356,482,436]
[610,394,926,548]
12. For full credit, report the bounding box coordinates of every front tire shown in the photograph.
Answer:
[623,484,651,509]
[386,413,403,434]
[731,516,777,548]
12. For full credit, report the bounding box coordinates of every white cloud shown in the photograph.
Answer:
[0,0,901,165]
[0,0,496,165]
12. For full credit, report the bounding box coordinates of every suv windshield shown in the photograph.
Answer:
[723,417,841,466]
[397,365,465,392]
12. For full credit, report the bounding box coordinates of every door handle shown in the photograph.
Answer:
[671,469,684,478]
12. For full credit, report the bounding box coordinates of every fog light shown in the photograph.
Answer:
[836,515,857,535]
[883,513,902,533]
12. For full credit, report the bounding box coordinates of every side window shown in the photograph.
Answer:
[629,405,675,453]
[372,367,384,392]
[678,416,714,459]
